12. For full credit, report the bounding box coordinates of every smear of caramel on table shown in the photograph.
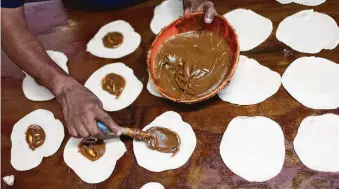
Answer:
[25,124,46,150]
[78,138,105,161]
[103,32,123,48]
[101,73,126,98]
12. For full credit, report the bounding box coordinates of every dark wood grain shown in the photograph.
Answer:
[2,0,339,188]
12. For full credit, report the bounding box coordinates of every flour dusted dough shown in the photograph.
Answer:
[85,63,143,111]
[224,9,273,51]
[22,50,69,101]
[2,175,15,186]
[218,55,281,105]
[150,0,183,35]
[294,114,339,172]
[276,10,339,54]
[147,75,163,98]
[276,0,326,6]
[220,116,285,182]
[63,137,126,183]
[282,57,339,109]
[87,20,141,59]
[133,111,196,172]
[140,182,165,189]
[11,109,64,171]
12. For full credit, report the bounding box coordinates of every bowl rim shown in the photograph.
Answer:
[147,12,240,104]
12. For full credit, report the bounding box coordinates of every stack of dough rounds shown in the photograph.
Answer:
[282,57,339,109]
[224,9,273,51]
[276,0,326,6]
[218,55,281,105]
[87,20,141,59]
[147,74,163,98]
[220,116,285,182]
[150,0,183,35]
[11,109,64,171]
[294,114,339,172]
[133,111,196,172]
[140,182,165,189]
[85,63,143,111]
[276,10,339,54]
[22,50,69,101]
[63,137,126,184]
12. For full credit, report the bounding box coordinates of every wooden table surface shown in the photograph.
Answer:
[2,0,339,188]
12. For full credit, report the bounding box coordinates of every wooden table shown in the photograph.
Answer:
[2,0,339,188]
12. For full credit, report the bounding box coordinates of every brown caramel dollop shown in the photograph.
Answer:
[103,32,124,48]
[101,73,126,98]
[153,31,232,100]
[78,138,106,161]
[146,127,180,156]
[25,124,46,151]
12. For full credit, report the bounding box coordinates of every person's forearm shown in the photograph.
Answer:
[1,7,72,96]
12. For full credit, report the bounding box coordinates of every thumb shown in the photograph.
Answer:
[203,2,216,24]
[96,110,122,136]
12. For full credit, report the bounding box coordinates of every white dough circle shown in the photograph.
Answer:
[147,75,163,98]
[85,63,143,111]
[140,182,165,189]
[220,116,285,182]
[218,55,281,105]
[276,10,339,54]
[87,20,141,59]
[63,137,126,184]
[150,0,183,35]
[276,0,326,6]
[22,50,69,101]
[282,56,339,109]
[224,9,273,51]
[133,111,196,172]
[294,114,339,172]
[11,109,65,171]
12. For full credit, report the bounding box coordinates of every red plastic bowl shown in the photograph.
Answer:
[147,12,240,103]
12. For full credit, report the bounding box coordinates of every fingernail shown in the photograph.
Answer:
[116,130,122,136]
[205,17,213,24]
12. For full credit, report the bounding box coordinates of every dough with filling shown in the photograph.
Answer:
[220,116,285,182]
[276,0,326,6]
[85,63,143,111]
[11,109,64,171]
[133,111,196,172]
[218,55,281,105]
[282,56,339,109]
[140,182,165,189]
[63,137,126,184]
[150,0,183,35]
[294,114,339,172]
[87,20,141,59]
[276,10,339,54]
[224,9,273,51]
[22,50,69,101]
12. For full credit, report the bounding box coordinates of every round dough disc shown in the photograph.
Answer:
[11,109,65,171]
[140,182,165,189]
[85,63,143,111]
[22,50,69,101]
[220,116,285,182]
[224,9,273,51]
[133,111,196,172]
[63,137,126,184]
[87,20,141,59]
[147,74,163,98]
[276,0,326,6]
[218,55,281,105]
[282,56,339,109]
[276,10,339,54]
[294,114,339,172]
[150,0,183,35]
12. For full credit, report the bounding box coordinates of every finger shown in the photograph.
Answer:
[84,115,103,138]
[74,121,90,138]
[67,124,79,138]
[96,110,122,136]
[203,2,216,24]
[184,8,190,14]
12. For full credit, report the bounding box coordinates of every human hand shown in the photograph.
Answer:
[56,79,122,138]
[183,0,216,24]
